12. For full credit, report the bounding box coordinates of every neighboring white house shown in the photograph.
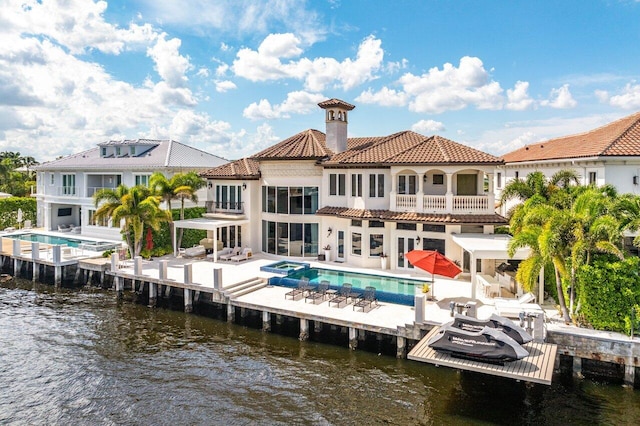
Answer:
[199,99,509,278]
[498,111,640,216]
[33,139,227,240]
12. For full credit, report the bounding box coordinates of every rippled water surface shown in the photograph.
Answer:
[1,279,639,425]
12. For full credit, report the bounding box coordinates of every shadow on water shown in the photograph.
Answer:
[2,277,640,425]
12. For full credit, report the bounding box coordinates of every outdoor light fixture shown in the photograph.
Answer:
[207,182,212,189]
[423,174,428,183]
[327,227,333,237]
[634,176,638,185]
[415,236,421,245]
[242,182,247,190]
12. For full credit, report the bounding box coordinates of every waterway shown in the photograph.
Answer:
[1,278,639,425]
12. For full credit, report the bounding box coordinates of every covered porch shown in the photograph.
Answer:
[451,233,540,301]
[172,217,250,261]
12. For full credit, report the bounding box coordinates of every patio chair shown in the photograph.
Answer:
[305,280,330,304]
[353,286,378,313]
[230,248,253,262]
[285,277,312,301]
[183,245,206,258]
[207,247,233,261]
[328,283,360,308]
[219,246,241,261]
[494,292,540,318]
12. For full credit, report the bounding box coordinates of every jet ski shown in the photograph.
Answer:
[427,324,529,363]
[451,313,533,344]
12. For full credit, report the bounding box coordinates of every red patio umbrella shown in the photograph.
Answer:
[405,250,461,299]
[405,250,462,279]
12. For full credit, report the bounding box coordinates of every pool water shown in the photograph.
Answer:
[6,232,117,250]
[271,267,427,306]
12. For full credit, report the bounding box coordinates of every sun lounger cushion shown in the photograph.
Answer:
[183,245,206,258]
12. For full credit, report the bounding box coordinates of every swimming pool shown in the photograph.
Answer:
[5,232,119,251]
[270,267,428,306]
[260,261,310,274]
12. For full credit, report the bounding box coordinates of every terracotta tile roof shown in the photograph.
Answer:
[324,132,501,166]
[316,206,507,224]
[502,111,640,163]
[250,129,332,160]
[317,98,355,110]
[199,158,260,179]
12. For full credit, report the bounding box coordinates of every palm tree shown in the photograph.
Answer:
[93,184,172,258]
[149,171,205,248]
[500,169,580,212]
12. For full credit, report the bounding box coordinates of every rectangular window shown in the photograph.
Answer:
[369,234,383,257]
[290,223,303,256]
[369,173,385,197]
[289,187,303,214]
[135,175,149,186]
[423,224,445,233]
[101,147,107,156]
[496,172,502,189]
[277,222,288,256]
[461,225,484,234]
[515,171,519,179]
[329,174,337,196]
[398,175,417,194]
[338,174,346,196]
[58,207,72,217]
[351,220,362,227]
[267,187,276,213]
[352,232,362,256]
[130,146,136,156]
[369,220,384,228]
[422,238,446,255]
[351,173,362,197]
[277,187,289,214]
[303,187,318,214]
[50,173,55,185]
[588,171,597,185]
[396,223,417,231]
[433,174,444,185]
[115,147,121,156]
[62,174,76,195]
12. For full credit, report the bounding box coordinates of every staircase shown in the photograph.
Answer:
[223,277,268,299]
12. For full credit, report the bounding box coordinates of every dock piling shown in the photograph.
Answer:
[226,303,235,322]
[299,319,309,341]
[349,327,358,350]
[149,282,157,307]
[397,336,406,358]
[262,311,271,331]
[184,288,193,313]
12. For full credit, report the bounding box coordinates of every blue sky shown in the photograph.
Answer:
[2,0,640,162]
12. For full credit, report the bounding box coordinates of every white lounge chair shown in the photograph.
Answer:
[230,248,252,262]
[494,292,540,318]
[219,246,241,261]
[183,245,206,258]
[206,247,233,261]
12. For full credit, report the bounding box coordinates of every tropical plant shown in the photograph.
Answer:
[93,184,172,258]
[499,169,580,214]
[149,171,205,248]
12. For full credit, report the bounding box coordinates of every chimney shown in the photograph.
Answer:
[317,98,355,153]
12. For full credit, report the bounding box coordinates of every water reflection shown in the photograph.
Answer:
[0,279,638,425]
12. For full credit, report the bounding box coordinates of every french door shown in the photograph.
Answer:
[397,236,415,269]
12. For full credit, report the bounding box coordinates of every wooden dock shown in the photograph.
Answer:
[408,326,558,385]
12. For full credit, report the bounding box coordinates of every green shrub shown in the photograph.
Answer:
[148,207,207,254]
[0,197,36,229]
[576,255,640,334]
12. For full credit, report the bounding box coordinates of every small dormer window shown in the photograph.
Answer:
[130,146,136,156]
[101,147,107,157]
[115,147,121,156]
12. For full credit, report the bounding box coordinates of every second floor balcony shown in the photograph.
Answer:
[394,193,495,214]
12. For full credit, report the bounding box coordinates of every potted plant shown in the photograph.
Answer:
[323,244,331,262]
[380,253,388,269]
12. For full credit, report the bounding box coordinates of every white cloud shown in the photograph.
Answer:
[607,82,640,109]
[506,81,534,111]
[594,89,610,103]
[356,87,408,107]
[541,84,577,109]
[147,34,191,88]
[215,80,237,93]
[232,34,384,91]
[220,42,231,52]
[196,68,210,78]
[411,119,445,134]
[360,56,507,114]
[243,91,325,120]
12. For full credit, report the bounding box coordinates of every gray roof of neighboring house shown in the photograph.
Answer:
[34,139,227,171]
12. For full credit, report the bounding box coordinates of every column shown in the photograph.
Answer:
[158,260,168,280]
[213,268,222,290]
[348,327,358,350]
[148,282,157,307]
[115,276,124,299]
[31,242,40,282]
[445,173,453,212]
[414,292,425,324]
[184,288,193,313]
[389,173,397,211]
[226,303,235,322]
[262,311,271,332]
[299,319,309,341]
[396,336,406,359]
[184,263,192,285]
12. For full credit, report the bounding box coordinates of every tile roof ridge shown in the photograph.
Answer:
[164,139,173,166]
[432,135,451,162]
[602,113,640,155]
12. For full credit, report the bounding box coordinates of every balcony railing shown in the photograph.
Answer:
[206,201,245,214]
[86,186,118,197]
[46,186,78,196]
[394,193,494,214]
